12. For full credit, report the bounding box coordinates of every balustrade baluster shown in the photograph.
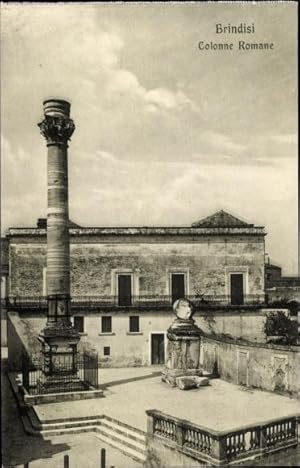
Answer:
[207,434,210,452]
[207,435,211,453]
[202,434,207,452]
[196,431,200,450]
[240,433,244,452]
[234,435,238,455]
[193,430,197,448]
[171,422,176,440]
[190,430,195,448]
[199,433,204,451]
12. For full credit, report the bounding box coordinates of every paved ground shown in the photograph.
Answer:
[2,351,140,468]
[2,350,300,467]
[36,367,299,433]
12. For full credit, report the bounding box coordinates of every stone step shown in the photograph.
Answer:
[94,430,146,464]
[38,413,103,424]
[100,418,146,443]
[103,414,146,437]
[42,425,98,437]
[37,418,102,431]
[96,424,146,455]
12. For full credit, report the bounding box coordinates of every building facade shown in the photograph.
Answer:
[265,261,300,304]
[5,210,267,365]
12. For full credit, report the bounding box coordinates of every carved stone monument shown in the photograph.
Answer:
[37,99,80,388]
[162,298,203,387]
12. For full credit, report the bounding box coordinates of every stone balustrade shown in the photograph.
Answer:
[146,409,298,466]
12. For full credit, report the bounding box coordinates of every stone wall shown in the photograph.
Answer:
[9,236,265,297]
[145,436,207,468]
[6,309,274,369]
[197,309,268,342]
[266,287,300,303]
[200,335,300,398]
[10,245,46,296]
[7,311,45,369]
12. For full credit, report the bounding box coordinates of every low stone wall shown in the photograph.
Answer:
[200,335,300,398]
[7,311,45,370]
[146,436,207,467]
[6,308,290,369]
[196,309,272,343]
[145,410,299,467]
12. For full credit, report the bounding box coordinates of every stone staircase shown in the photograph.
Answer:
[94,416,146,464]
[24,410,146,464]
[8,375,146,464]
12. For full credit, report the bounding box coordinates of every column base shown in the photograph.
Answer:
[36,373,86,394]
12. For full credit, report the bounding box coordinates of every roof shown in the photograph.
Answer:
[7,226,266,238]
[192,210,254,228]
[6,211,265,238]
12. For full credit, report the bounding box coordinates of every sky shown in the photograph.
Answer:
[1,2,298,275]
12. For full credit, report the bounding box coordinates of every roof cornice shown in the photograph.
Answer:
[7,226,266,237]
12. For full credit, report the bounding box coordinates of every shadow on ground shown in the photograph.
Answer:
[1,356,71,467]
[100,370,162,390]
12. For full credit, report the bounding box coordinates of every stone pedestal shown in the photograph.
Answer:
[162,299,203,387]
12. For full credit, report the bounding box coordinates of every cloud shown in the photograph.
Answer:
[1,135,46,229]
[269,134,297,145]
[1,4,298,274]
[95,150,118,163]
[144,88,192,111]
[201,132,247,154]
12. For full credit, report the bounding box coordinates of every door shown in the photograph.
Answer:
[151,334,165,365]
[118,275,132,306]
[230,274,244,305]
[171,273,185,304]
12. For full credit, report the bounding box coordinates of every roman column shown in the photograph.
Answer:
[38,99,79,378]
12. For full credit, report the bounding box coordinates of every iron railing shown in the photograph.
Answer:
[21,351,98,395]
[6,294,267,310]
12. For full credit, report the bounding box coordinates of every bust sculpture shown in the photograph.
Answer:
[173,298,194,320]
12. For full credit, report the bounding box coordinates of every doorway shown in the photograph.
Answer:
[151,333,165,365]
[230,273,244,305]
[171,273,185,304]
[118,274,132,306]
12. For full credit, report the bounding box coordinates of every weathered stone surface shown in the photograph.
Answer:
[176,375,209,390]
[202,335,300,397]
[9,236,265,297]
[194,376,209,386]
[176,376,198,390]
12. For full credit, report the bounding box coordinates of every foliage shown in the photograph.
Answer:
[264,311,297,345]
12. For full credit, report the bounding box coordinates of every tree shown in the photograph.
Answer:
[264,311,297,345]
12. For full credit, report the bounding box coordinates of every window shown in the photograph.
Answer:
[73,316,84,333]
[171,273,185,304]
[104,346,110,356]
[129,316,139,333]
[118,274,132,306]
[230,273,244,305]
[101,316,112,333]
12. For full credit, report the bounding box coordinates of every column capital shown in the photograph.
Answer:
[38,115,75,146]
